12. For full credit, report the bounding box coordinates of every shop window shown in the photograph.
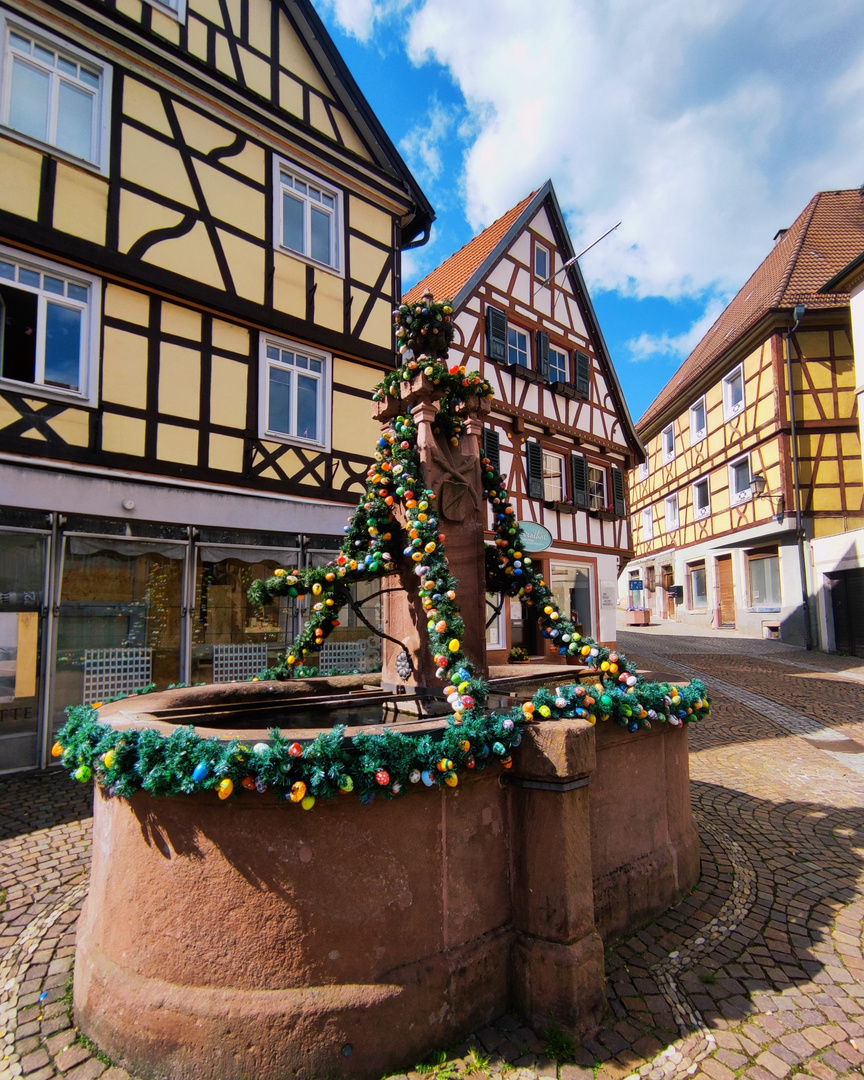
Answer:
[276,161,342,272]
[551,561,593,639]
[260,336,330,449]
[0,245,100,405]
[687,561,708,609]
[0,16,112,172]
[747,547,781,608]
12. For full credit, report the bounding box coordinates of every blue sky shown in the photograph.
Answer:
[314,0,864,424]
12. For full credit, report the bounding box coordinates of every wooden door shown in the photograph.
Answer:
[662,565,676,619]
[715,555,736,627]
[828,570,864,657]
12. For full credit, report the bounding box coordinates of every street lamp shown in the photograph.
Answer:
[750,473,767,498]
[749,472,785,524]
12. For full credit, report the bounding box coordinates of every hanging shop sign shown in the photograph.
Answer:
[517,522,553,552]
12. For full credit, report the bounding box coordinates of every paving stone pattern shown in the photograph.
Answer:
[2,631,864,1080]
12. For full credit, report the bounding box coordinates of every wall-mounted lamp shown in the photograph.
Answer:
[750,473,784,524]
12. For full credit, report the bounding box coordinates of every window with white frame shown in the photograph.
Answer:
[0,245,100,404]
[534,244,549,282]
[507,325,529,367]
[729,455,752,503]
[747,547,781,608]
[662,423,675,463]
[723,364,744,419]
[689,397,706,444]
[638,460,649,482]
[276,162,341,271]
[693,478,711,519]
[665,493,679,530]
[144,0,186,20]
[542,451,566,502]
[260,337,330,449]
[588,465,606,510]
[548,346,567,383]
[0,17,112,172]
[687,561,708,609]
[641,507,654,541]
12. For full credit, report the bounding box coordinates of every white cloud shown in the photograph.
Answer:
[626,297,729,363]
[399,0,864,301]
[399,98,455,186]
[315,0,412,42]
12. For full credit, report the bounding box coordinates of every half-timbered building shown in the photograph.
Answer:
[626,189,864,649]
[0,0,433,770]
[405,182,643,659]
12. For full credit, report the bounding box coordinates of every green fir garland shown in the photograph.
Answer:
[55,311,711,805]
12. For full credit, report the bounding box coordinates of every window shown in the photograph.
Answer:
[729,455,752,503]
[145,0,186,20]
[638,460,649,482]
[665,493,679,530]
[548,346,567,384]
[588,465,606,510]
[260,337,330,449]
[276,162,341,271]
[641,507,653,540]
[693,478,711,519]
[689,397,706,444]
[0,245,99,404]
[687,561,708,609]
[507,325,529,367]
[542,452,566,502]
[534,244,549,282]
[0,17,111,172]
[662,424,675,463]
[723,365,744,418]
[747,547,781,608]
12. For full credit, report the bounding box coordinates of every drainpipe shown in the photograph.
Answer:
[785,305,813,649]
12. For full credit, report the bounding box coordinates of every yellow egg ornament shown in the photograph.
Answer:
[217,778,233,800]
[448,639,460,653]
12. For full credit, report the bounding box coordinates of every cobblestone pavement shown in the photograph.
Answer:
[3,629,864,1080]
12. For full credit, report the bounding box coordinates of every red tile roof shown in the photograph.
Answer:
[404,189,539,305]
[637,189,864,434]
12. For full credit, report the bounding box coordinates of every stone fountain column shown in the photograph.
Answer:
[375,375,491,695]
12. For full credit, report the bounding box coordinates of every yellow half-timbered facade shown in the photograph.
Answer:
[0,0,433,770]
[625,190,864,649]
[406,183,643,657]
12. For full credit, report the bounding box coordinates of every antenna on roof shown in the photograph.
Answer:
[533,221,621,295]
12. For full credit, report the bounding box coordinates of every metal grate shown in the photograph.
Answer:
[83,648,152,705]
[318,637,379,673]
[212,643,269,683]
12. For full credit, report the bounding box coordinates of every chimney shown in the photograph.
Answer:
[773,228,788,245]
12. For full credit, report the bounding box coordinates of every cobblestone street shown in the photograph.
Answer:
[2,626,864,1080]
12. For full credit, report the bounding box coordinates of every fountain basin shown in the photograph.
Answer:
[73,681,698,1080]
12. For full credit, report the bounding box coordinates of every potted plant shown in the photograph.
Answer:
[625,607,651,626]
[590,504,618,522]
[507,646,530,663]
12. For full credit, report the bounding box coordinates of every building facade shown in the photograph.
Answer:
[625,190,864,648]
[405,182,643,658]
[0,0,432,771]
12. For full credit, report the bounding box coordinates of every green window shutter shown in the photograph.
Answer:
[526,440,545,500]
[486,306,507,362]
[570,453,589,509]
[574,352,591,397]
[482,428,501,477]
[611,467,626,516]
[536,330,550,381]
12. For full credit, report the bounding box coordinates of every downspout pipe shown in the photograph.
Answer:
[785,304,813,649]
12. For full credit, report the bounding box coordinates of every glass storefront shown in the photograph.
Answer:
[550,561,594,639]
[0,513,390,772]
[0,529,48,772]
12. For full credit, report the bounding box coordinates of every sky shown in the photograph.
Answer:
[313,0,864,424]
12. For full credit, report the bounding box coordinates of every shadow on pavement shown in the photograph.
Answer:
[0,767,92,841]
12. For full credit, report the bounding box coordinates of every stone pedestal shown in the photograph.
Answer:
[377,377,491,692]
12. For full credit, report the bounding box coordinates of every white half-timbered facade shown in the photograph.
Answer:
[406,182,643,656]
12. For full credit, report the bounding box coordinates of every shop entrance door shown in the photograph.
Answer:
[0,530,49,772]
[715,555,736,627]
[662,565,676,619]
